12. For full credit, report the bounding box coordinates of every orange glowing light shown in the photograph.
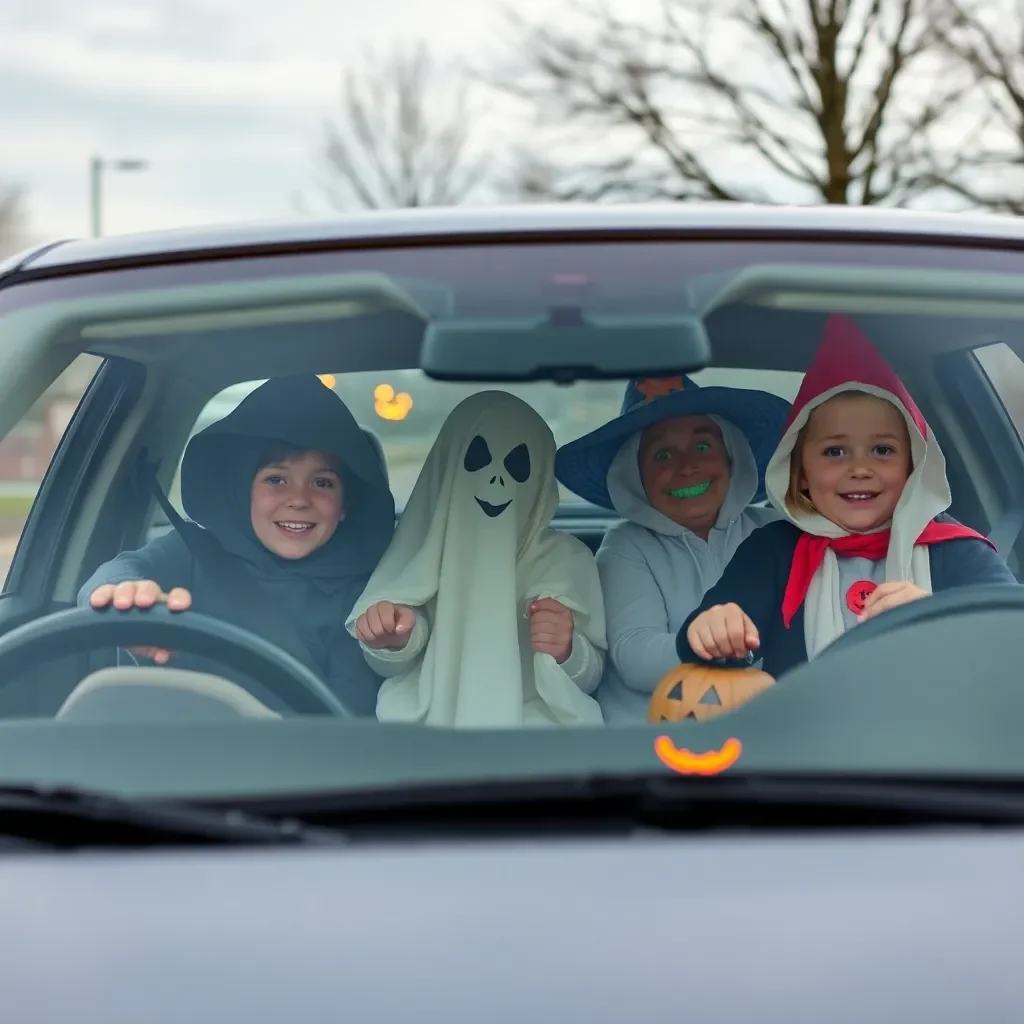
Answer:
[653,735,743,776]
[374,383,414,421]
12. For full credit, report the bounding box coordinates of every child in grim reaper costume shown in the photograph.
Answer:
[677,314,1017,677]
[348,391,607,727]
[80,375,395,716]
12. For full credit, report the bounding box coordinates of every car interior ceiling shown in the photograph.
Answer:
[0,295,1022,720]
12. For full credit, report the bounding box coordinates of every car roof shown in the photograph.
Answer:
[16,202,1024,273]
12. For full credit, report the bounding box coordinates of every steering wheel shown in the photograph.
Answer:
[0,605,352,718]
[817,583,1024,659]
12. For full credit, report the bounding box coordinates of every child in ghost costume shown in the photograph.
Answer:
[677,314,1016,678]
[347,391,607,727]
[554,375,790,724]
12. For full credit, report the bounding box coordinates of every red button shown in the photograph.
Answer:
[846,580,877,615]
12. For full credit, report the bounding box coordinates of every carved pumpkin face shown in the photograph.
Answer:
[648,663,774,723]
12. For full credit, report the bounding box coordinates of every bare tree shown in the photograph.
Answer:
[930,0,1024,212]
[322,42,490,210]
[493,0,971,206]
[0,184,26,257]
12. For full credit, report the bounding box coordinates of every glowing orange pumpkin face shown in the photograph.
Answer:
[648,663,774,723]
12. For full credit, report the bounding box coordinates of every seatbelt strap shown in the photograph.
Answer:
[133,448,219,567]
[135,449,191,534]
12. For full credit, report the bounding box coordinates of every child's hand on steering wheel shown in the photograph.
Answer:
[88,579,192,664]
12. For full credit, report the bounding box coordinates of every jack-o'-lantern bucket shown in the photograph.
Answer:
[648,663,774,723]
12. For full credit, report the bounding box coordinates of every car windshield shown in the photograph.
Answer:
[0,226,1022,800]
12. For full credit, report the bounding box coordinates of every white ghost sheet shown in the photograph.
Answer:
[347,391,606,728]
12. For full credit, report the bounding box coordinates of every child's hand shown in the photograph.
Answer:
[355,600,417,650]
[88,579,192,665]
[857,581,928,623]
[529,598,574,664]
[686,603,760,662]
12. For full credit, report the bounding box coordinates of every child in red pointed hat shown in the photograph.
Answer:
[676,313,1017,677]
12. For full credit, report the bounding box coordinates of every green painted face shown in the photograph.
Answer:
[639,414,729,535]
[654,439,714,463]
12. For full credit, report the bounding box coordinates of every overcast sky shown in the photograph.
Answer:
[3,0,1011,248]
[1,0,551,243]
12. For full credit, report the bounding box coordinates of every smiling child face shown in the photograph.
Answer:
[249,449,344,559]
[796,392,912,533]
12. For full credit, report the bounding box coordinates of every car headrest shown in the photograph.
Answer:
[360,425,388,483]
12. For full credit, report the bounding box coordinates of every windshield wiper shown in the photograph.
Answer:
[211,772,1024,838]
[0,784,343,849]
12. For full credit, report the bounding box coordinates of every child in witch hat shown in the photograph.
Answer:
[555,374,790,723]
[678,313,1017,677]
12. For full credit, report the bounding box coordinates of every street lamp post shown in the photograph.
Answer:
[89,155,149,237]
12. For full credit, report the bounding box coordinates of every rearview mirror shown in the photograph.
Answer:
[420,310,711,383]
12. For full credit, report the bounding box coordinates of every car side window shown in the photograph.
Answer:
[969,342,1024,575]
[973,343,1024,443]
[0,355,103,588]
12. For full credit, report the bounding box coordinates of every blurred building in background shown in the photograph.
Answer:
[0,356,101,484]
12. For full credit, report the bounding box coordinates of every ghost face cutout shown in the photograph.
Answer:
[463,433,532,518]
